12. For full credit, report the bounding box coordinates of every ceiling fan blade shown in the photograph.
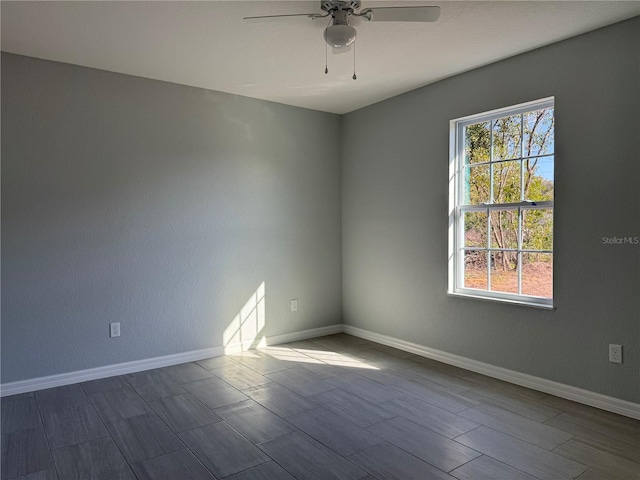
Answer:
[362,6,440,22]
[243,12,328,22]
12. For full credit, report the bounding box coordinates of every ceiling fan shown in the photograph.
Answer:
[244,1,440,78]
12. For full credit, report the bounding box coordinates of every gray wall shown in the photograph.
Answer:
[2,53,342,383]
[342,18,640,403]
[2,19,639,404]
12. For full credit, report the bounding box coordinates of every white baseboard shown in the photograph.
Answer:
[3,322,637,420]
[0,324,343,397]
[267,324,343,346]
[343,325,640,420]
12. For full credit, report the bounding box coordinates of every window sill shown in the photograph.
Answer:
[448,291,556,310]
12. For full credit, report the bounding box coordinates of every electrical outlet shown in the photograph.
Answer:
[290,299,298,312]
[609,344,622,364]
[110,322,121,338]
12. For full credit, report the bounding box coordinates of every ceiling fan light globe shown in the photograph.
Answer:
[324,24,357,48]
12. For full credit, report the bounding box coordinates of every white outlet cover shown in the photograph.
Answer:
[110,322,121,338]
[608,344,622,364]
[290,299,298,312]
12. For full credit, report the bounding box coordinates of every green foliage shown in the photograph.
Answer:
[463,109,554,271]
[523,209,553,251]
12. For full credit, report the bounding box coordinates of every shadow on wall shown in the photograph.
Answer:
[223,282,266,353]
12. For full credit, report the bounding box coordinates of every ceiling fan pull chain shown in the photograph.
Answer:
[352,40,357,80]
[324,16,332,75]
[325,33,329,74]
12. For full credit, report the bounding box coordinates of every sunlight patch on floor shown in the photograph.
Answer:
[258,345,379,370]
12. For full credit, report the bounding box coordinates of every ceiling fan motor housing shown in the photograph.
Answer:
[321,1,361,15]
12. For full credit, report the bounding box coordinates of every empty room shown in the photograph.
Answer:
[1,1,639,479]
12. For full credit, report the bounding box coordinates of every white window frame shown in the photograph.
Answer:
[448,97,555,309]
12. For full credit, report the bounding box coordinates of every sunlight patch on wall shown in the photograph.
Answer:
[221,284,377,370]
[223,282,266,353]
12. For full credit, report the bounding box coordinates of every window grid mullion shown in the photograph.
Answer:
[518,114,524,295]
[518,207,523,295]
[489,120,494,205]
[488,120,494,292]
[462,153,553,168]
[520,114,525,203]
[487,209,491,291]
[459,202,553,211]
[461,247,552,254]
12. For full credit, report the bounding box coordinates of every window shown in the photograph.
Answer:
[448,98,554,308]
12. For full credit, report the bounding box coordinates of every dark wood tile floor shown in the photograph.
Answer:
[2,334,639,479]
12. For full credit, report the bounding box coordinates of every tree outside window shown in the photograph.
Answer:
[449,98,554,307]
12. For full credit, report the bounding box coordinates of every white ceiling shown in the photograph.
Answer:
[2,1,638,114]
